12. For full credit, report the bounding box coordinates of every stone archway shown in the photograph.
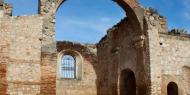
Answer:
[38,0,145,95]
[120,69,136,95]
[167,82,178,95]
[39,0,144,34]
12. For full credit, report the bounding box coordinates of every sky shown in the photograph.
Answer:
[4,0,190,44]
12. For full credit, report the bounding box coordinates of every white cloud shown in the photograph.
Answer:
[100,17,111,22]
[185,13,190,20]
[183,0,190,20]
[58,17,116,34]
[183,0,190,7]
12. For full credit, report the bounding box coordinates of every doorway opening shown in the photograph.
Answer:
[120,69,136,95]
[167,82,178,95]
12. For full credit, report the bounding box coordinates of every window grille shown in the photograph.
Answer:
[61,55,76,79]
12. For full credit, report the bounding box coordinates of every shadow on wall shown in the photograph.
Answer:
[120,69,136,95]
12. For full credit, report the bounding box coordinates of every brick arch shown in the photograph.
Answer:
[38,0,144,34]
[55,0,139,11]
[38,0,145,94]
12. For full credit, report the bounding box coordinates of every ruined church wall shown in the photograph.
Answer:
[144,9,190,95]
[106,18,138,95]
[144,9,170,95]
[159,34,190,95]
[97,36,110,95]
[97,17,150,95]
[56,41,98,95]
[0,16,43,95]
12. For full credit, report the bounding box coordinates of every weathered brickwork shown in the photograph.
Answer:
[0,44,9,95]
[40,53,57,95]
[7,63,40,82]
[7,84,40,95]
[0,16,43,95]
[0,0,190,95]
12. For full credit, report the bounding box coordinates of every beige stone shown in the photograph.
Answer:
[0,0,189,95]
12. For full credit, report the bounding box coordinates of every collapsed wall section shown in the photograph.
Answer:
[97,16,149,95]
[0,1,12,18]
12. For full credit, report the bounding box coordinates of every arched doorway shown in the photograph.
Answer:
[167,82,178,95]
[38,0,145,94]
[120,69,136,95]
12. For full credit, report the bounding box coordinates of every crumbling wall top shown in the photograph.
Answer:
[0,0,3,6]
[0,0,12,17]
[3,3,12,16]
[144,7,168,33]
[57,41,97,55]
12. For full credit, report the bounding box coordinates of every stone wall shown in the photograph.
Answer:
[56,41,97,95]
[0,0,190,95]
[97,16,149,95]
[144,8,190,95]
[39,1,58,94]
[0,1,12,18]
[183,66,190,95]
[159,34,190,95]
[0,16,43,95]
[144,9,170,95]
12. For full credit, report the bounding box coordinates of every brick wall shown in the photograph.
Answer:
[0,16,43,95]
[0,44,9,95]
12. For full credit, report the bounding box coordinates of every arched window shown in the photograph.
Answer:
[58,50,83,80]
[167,82,178,95]
[60,55,76,79]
